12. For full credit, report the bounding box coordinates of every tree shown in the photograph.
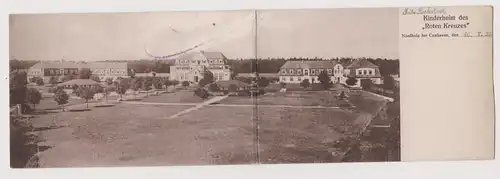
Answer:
[10,71,27,106]
[279,82,287,88]
[198,70,214,87]
[182,81,190,88]
[338,91,348,100]
[26,88,42,110]
[194,88,209,99]
[35,77,44,86]
[360,79,373,90]
[383,75,395,90]
[317,70,332,90]
[129,78,142,99]
[102,85,115,102]
[142,78,153,96]
[257,77,270,88]
[152,77,163,89]
[63,74,75,82]
[79,68,92,79]
[346,76,357,86]
[53,89,69,111]
[76,86,95,109]
[105,78,114,85]
[300,79,311,89]
[90,75,101,82]
[208,83,220,92]
[170,80,180,86]
[49,76,58,85]
[228,84,238,93]
[116,79,129,100]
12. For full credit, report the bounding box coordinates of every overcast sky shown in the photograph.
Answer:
[10,8,399,61]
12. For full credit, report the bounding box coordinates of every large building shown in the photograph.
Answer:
[278,59,383,86]
[278,60,345,84]
[345,58,382,85]
[169,51,232,83]
[27,59,129,83]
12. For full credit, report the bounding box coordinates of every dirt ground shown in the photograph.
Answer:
[28,90,389,167]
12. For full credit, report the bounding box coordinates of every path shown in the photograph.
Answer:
[165,95,230,119]
[123,101,341,109]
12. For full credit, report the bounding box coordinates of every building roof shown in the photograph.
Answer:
[280,60,340,69]
[57,79,100,86]
[30,61,128,69]
[85,62,128,69]
[173,51,227,65]
[346,58,379,69]
[200,51,226,59]
[30,61,83,69]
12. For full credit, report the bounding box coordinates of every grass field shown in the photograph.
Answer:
[218,91,350,107]
[257,107,361,163]
[27,89,389,167]
[31,103,256,167]
[140,91,212,103]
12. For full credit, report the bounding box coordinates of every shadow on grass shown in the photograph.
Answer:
[32,125,66,132]
[10,117,52,168]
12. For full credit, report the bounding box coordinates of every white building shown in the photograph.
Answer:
[278,61,346,84]
[169,51,232,83]
[27,59,129,83]
[345,58,383,86]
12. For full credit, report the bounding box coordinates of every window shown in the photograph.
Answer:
[369,70,373,75]
[298,77,301,81]
[304,70,309,76]
[297,69,302,75]
[289,69,294,74]
[364,70,367,75]
[290,77,293,81]
[327,69,333,75]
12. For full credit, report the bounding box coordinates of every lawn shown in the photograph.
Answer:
[31,104,255,167]
[140,91,212,103]
[218,91,349,107]
[256,107,363,163]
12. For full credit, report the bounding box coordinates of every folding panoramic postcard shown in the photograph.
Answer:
[9,6,494,168]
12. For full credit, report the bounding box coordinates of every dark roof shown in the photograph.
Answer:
[200,51,226,59]
[173,51,227,65]
[281,60,340,69]
[57,79,100,86]
[30,61,127,69]
[346,59,378,69]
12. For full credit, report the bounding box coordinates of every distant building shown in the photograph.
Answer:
[278,61,345,84]
[27,59,129,83]
[345,58,382,86]
[169,51,232,83]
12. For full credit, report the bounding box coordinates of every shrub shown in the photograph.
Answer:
[208,83,220,92]
[194,88,209,99]
[182,81,190,87]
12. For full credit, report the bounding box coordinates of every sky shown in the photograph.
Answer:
[10,8,399,61]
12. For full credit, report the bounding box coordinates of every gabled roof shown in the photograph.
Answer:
[346,58,378,69]
[200,51,226,59]
[57,79,100,86]
[281,60,340,69]
[30,61,82,69]
[30,61,128,69]
[85,62,128,69]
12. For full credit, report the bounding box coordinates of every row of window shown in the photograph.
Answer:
[356,69,375,76]
[281,68,344,76]
[178,58,225,64]
[280,76,343,83]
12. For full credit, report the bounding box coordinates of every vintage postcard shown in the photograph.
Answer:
[8,6,494,168]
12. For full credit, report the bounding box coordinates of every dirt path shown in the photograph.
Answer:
[166,95,230,119]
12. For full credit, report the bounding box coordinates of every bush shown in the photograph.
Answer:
[194,88,209,99]
[208,83,220,92]
[182,81,190,87]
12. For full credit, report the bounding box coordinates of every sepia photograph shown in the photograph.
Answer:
[9,8,400,168]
